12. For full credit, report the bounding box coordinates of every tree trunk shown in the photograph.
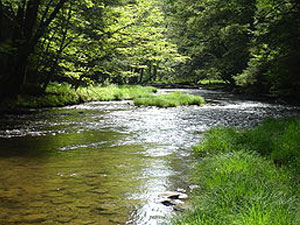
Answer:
[153,65,157,81]
[139,68,144,83]
[0,0,69,101]
[24,0,41,40]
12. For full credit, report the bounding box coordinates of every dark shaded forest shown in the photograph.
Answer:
[0,0,299,102]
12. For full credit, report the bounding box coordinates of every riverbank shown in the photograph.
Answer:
[148,79,229,91]
[0,83,158,109]
[175,117,300,224]
[150,79,300,105]
[0,83,209,110]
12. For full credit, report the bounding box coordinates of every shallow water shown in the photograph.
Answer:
[0,88,299,225]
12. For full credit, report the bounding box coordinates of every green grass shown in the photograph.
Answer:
[197,79,226,85]
[14,83,157,108]
[193,117,300,173]
[75,84,157,102]
[174,117,300,225]
[150,78,196,85]
[197,79,228,90]
[133,91,205,107]
[174,151,298,225]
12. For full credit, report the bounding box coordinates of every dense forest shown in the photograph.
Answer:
[0,0,299,101]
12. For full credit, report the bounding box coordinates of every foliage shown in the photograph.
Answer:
[235,0,300,98]
[165,0,300,99]
[0,0,185,101]
[134,91,205,107]
[1,0,299,102]
[165,0,256,85]
[0,0,71,98]
[101,0,187,83]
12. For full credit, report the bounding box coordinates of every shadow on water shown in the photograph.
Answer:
[0,88,300,225]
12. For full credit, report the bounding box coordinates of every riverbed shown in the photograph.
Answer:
[0,88,299,225]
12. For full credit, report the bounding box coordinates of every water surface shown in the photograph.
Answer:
[0,88,299,224]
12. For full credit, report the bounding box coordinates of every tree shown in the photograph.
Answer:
[91,0,186,84]
[235,0,300,98]
[165,0,256,85]
[0,0,69,99]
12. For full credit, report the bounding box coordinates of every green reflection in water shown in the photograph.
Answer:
[0,130,147,225]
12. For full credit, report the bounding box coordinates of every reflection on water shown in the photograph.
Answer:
[0,88,299,225]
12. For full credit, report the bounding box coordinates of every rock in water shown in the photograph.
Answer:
[161,199,184,207]
[159,191,188,199]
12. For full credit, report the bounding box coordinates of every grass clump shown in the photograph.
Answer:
[194,117,300,173]
[75,84,156,102]
[14,83,157,108]
[174,117,300,225]
[174,151,298,225]
[15,82,79,107]
[133,91,205,107]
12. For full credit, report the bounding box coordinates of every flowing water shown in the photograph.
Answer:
[0,88,299,225]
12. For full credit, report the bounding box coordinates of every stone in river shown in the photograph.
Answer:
[159,191,188,199]
[161,199,184,207]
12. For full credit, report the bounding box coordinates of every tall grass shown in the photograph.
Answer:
[174,117,300,225]
[194,117,300,174]
[15,83,157,108]
[174,151,298,225]
[76,84,157,102]
[134,91,205,107]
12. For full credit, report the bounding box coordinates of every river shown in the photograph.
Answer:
[0,88,299,225]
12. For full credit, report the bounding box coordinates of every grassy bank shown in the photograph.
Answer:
[174,117,300,225]
[148,79,228,90]
[134,91,205,107]
[10,83,157,108]
[197,79,228,90]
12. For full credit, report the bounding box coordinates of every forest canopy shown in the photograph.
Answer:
[0,0,299,101]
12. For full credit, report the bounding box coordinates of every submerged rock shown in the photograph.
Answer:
[161,199,184,207]
[159,191,188,199]
[161,199,175,206]
[159,191,188,210]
